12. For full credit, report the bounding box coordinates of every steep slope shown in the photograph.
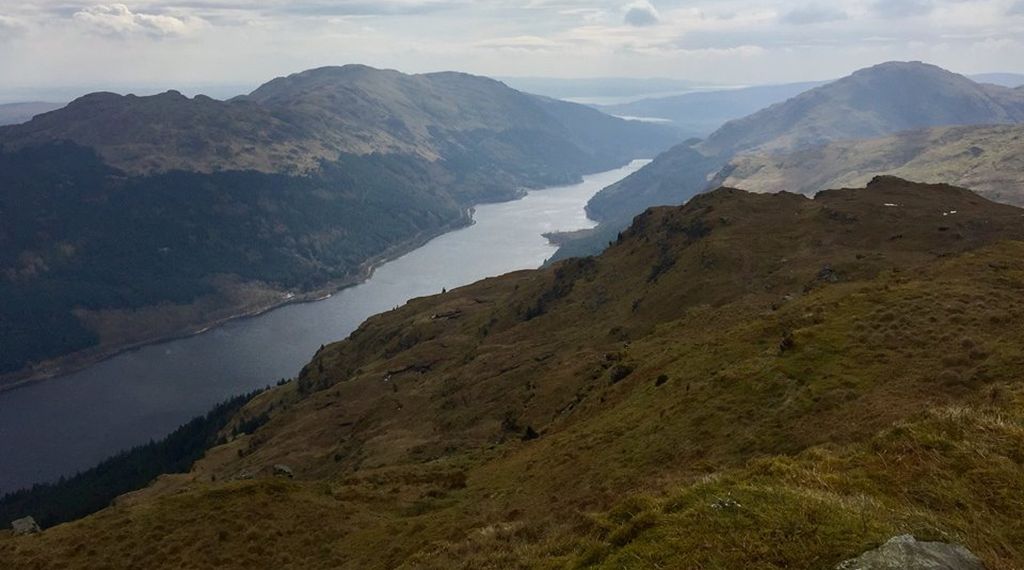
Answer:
[5,178,1024,569]
[0,102,64,127]
[0,65,678,383]
[596,81,826,137]
[717,124,1024,205]
[566,62,1024,261]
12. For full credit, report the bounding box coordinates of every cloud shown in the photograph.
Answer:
[73,4,207,38]
[623,1,659,27]
[781,5,848,25]
[1010,1,1024,15]
[872,0,933,18]
[0,15,27,39]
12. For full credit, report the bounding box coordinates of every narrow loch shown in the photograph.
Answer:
[0,160,648,494]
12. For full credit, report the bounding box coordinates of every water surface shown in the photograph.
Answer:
[0,160,647,494]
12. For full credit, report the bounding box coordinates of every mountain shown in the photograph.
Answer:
[5,178,1024,568]
[568,62,1024,259]
[716,124,1024,206]
[701,61,1024,156]
[596,81,827,137]
[0,65,679,383]
[970,72,1024,88]
[0,102,64,126]
[497,76,695,102]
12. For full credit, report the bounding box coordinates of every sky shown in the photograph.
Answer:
[1,0,1023,97]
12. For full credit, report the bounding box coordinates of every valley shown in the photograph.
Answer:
[0,66,677,385]
[0,160,646,496]
[3,25,1024,565]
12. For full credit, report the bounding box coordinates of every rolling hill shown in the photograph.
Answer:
[716,124,1024,206]
[0,65,679,383]
[5,178,1024,568]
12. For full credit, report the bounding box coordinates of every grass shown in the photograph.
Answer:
[4,181,1024,568]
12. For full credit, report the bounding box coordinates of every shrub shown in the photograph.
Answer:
[609,364,634,384]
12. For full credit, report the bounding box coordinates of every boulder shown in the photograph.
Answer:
[273,464,294,478]
[11,516,41,536]
[836,535,985,570]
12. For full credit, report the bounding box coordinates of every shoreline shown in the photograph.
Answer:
[0,211,477,395]
[0,160,642,395]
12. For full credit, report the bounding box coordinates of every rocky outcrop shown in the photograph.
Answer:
[836,535,985,569]
[11,516,41,536]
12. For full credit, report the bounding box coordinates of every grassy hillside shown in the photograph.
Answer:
[0,65,678,381]
[5,178,1024,568]
[717,124,1024,206]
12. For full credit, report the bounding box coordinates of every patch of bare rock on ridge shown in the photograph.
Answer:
[837,535,986,570]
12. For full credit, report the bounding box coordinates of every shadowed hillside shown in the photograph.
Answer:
[0,65,679,382]
[5,178,1024,569]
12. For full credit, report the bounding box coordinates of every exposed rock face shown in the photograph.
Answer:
[11,516,41,536]
[836,535,985,570]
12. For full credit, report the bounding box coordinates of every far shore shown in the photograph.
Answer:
[0,211,478,395]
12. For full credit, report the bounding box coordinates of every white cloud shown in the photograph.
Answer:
[623,1,660,27]
[72,4,207,38]
[0,0,1022,91]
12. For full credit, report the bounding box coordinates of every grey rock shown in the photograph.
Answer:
[836,535,985,570]
[273,464,294,478]
[11,516,41,535]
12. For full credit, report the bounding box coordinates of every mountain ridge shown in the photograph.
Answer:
[571,61,1024,261]
[0,64,679,382]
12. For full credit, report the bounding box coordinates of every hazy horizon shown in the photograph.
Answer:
[2,0,1023,97]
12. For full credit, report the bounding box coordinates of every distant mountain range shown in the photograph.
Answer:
[498,76,696,103]
[588,71,1023,138]
[0,102,64,127]
[970,72,1024,88]
[0,65,679,382]
[578,62,1024,238]
[596,81,828,137]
